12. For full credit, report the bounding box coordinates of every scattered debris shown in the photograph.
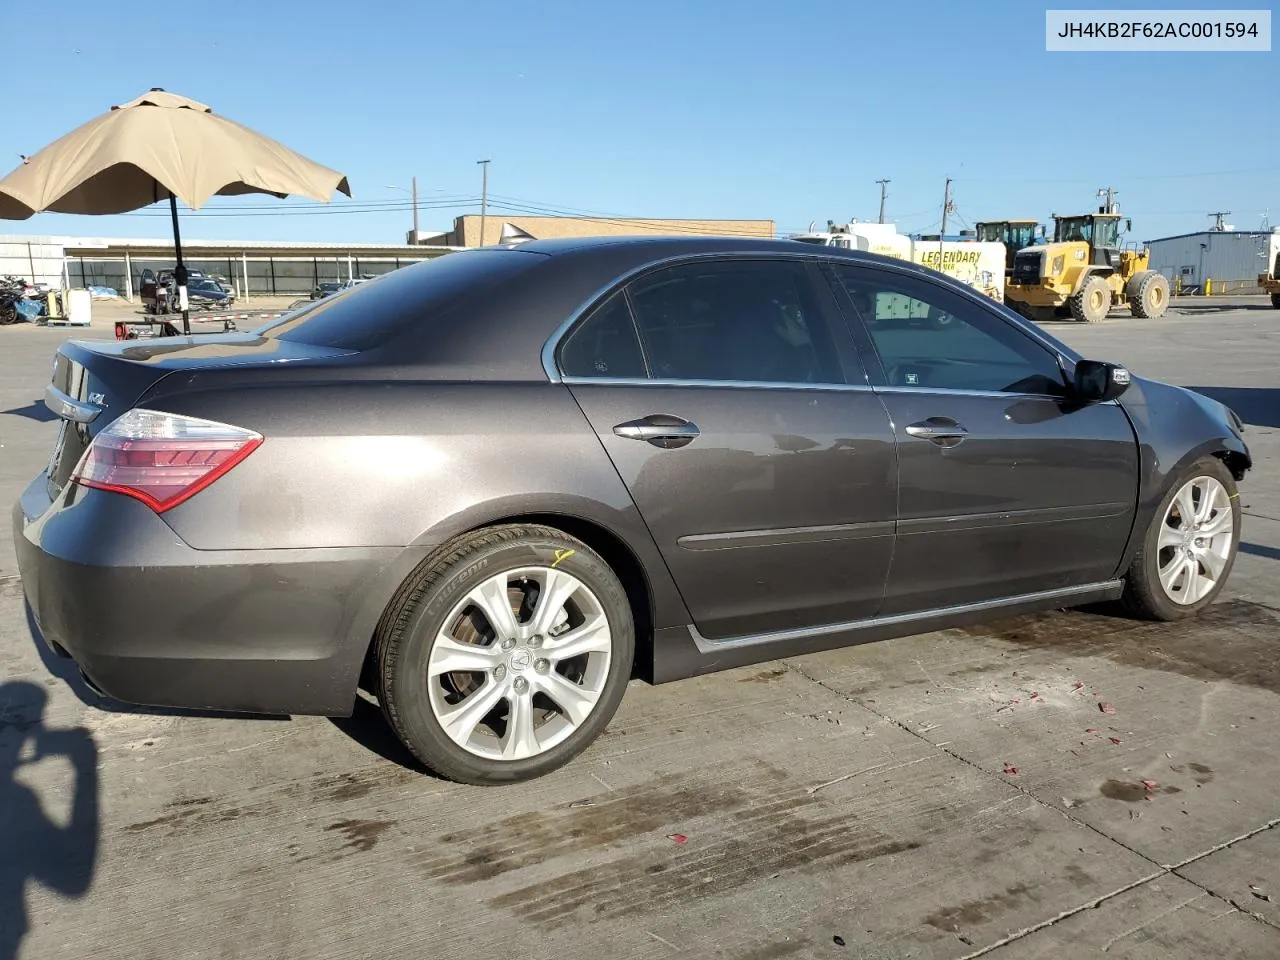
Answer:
[1142,779,1159,791]
[569,799,596,808]
[667,833,688,845]
[1099,702,1116,714]
[1003,763,1020,775]
[1073,681,1085,691]
[1063,797,1079,808]
[1109,737,1122,745]
[1086,728,1098,734]
[833,935,847,947]
[1250,885,1272,903]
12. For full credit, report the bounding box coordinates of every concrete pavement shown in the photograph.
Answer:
[1,300,1277,960]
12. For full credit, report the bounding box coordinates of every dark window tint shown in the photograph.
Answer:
[259,249,542,351]
[830,265,1066,396]
[626,260,843,385]
[558,292,646,379]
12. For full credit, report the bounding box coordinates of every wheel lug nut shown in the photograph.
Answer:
[513,677,529,694]
[494,665,507,682]
[501,638,516,650]
[534,658,549,674]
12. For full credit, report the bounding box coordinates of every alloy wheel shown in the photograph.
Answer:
[1156,475,1234,605]
[426,566,612,761]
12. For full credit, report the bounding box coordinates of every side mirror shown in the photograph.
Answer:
[1074,359,1131,402]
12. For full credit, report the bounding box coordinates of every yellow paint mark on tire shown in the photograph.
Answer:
[552,548,576,568]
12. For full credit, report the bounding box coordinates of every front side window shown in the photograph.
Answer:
[624,260,843,385]
[829,264,1066,396]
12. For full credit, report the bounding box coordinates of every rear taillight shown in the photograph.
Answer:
[72,408,262,513]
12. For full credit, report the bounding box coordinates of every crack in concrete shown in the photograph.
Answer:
[781,658,1280,949]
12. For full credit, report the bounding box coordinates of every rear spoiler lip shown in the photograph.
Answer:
[44,383,102,424]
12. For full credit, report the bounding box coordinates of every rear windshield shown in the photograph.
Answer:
[256,248,544,350]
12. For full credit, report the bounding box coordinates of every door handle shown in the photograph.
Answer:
[613,415,700,448]
[904,418,968,444]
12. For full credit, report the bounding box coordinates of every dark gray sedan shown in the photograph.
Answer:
[15,237,1251,784]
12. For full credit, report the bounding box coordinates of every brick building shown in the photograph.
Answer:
[438,215,776,248]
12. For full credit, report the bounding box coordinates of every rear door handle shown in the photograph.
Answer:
[904,417,968,444]
[613,415,700,448]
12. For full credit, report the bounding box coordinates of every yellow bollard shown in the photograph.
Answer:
[1205,278,1212,296]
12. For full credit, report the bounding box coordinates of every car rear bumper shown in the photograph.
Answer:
[14,473,410,716]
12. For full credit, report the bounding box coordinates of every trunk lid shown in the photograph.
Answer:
[42,333,354,496]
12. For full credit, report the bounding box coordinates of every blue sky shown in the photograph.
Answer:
[2,0,1275,244]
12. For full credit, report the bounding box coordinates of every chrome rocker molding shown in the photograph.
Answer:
[686,580,1125,652]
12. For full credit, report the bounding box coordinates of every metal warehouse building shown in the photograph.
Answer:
[1145,228,1280,294]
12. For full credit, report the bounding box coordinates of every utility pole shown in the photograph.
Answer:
[1097,186,1117,214]
[1207,210,1232,232]
[476,159,491,247]
[875,179,890,224]
[939,178,953,264]
[411,175,420,241]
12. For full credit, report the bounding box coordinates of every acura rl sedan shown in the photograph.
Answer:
[16,237,1250,784]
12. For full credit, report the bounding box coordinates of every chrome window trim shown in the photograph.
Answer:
[541,250,866,384]
[540,247,1085,386]
[560,375,869,393]
[560,375,1113,405]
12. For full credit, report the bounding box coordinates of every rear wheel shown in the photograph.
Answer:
[1271,292,1280,309]
[375,524,634,785]
[1128,271,1170,319]
[1121,457,1240,621]
[1069,274,1111,323]
[0,302,15,325]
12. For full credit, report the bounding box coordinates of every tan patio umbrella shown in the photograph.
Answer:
[0,88,351,333]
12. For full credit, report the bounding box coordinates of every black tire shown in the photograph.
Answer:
[1128,271,1170,319]
[374,523,635,785]
[1270,292,1280,310]
[1069,274,1111,323]
[0,302,15,325]
[1120,456,1241,621]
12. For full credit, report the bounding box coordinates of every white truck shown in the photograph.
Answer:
[788,221,1007,302]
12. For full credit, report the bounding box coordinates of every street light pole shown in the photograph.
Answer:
[477,159,491,247]
[411,175,420,240]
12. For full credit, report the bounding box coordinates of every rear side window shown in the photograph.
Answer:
[259,249,542,350]
[626,260,844,385]
[559,293,647,379]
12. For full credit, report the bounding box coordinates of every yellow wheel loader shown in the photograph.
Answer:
[1004,208,1170,323]
[1259,251,1280,309]
[975,220,1044,280]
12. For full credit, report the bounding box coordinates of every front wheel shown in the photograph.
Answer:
[1121,457,1241,620]
[375,524,635,784]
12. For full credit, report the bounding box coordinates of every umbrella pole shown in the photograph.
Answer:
[169,193,190,335]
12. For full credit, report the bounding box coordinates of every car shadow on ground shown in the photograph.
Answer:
[0,401,58,423]
[1183,386,1280,429]
[327,696,432,775]
[1242,541,1280,562]
[1172,303,1277,314]
[24,601,288,723]
[0,679,99,960]
[958,597,1280,693]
